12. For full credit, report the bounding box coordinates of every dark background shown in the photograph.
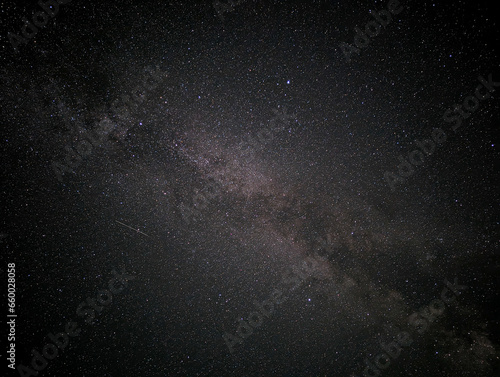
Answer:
[1,0,498,376]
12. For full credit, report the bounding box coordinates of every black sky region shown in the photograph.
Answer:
[1,0,499,376]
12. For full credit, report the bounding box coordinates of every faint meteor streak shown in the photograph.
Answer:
[116,220,150,237]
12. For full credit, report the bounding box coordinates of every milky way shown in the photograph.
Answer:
[1,1,498,376]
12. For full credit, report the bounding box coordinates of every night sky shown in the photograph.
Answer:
[1,0,499,376]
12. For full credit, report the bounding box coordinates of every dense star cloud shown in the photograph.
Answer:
[1,1,498,376]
